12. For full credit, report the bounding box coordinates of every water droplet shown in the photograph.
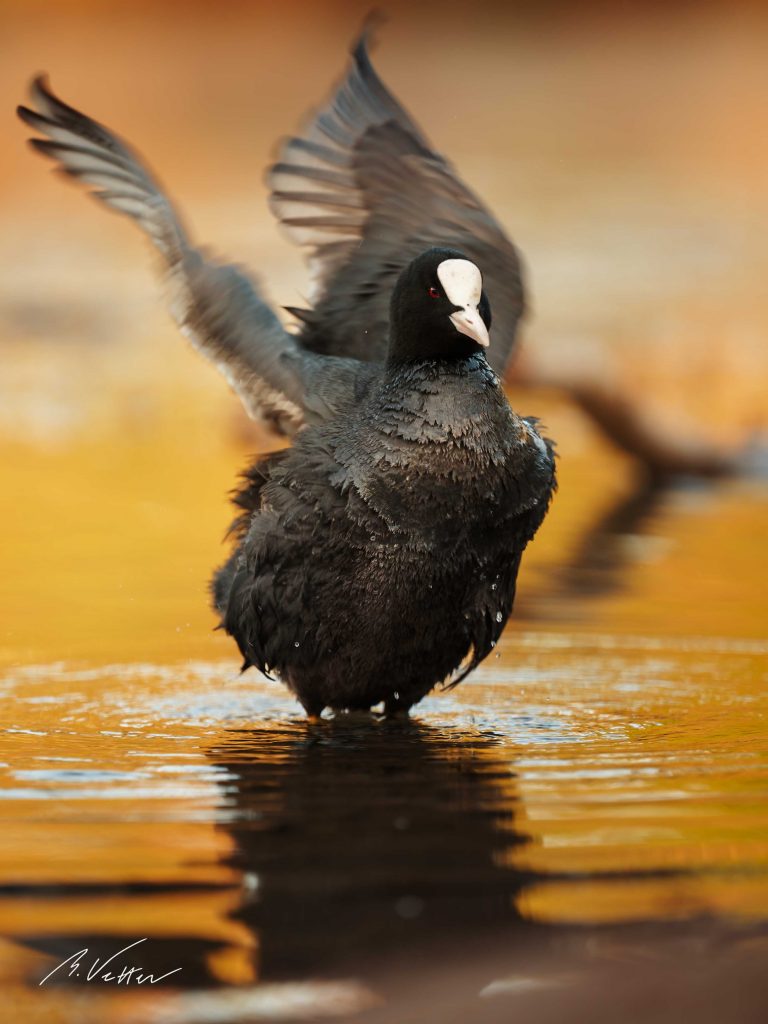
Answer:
[490,583,497,591]
[393,691,400,700]
[242,872,260,894]
[495,611,503,623]
[294,641,301,648]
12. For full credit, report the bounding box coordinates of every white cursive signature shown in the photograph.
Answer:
[39,938,182,986]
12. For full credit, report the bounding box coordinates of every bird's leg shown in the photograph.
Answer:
[299,697,326,723]
[383,695,412,719]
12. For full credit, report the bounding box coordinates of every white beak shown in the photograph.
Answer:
[450,307,490,348]
[437,258,490,348]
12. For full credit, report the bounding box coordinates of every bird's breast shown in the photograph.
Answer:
[336,378,536,546]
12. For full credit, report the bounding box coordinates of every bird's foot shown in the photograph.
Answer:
[383,700,411,719]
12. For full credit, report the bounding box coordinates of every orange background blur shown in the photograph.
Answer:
[1,0,767,667]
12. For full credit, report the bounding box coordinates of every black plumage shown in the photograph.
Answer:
[18,32,556,716]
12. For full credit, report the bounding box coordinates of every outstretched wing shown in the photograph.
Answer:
[17,76,367,436]
[269,32,525,373]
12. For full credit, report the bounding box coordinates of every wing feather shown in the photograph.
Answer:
[18,75,365,436]
[268,32,525,371]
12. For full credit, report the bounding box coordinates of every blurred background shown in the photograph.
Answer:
[1,0,767,666]
[0,2,767,1023]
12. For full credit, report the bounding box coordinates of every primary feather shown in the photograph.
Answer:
[18,74,363,436]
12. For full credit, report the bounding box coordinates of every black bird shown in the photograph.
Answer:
[18,33,556,717]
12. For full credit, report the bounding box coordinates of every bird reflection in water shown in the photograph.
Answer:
[202,718,768,1022]
[8,718,535,1001]
[208,717,534,988]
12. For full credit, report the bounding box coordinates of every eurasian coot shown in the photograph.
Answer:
[18,33,555,716]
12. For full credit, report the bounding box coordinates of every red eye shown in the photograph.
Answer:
[428,286,440,299]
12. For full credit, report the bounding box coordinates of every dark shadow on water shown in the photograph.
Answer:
[10,716,768,1021]
[11,717,540,990]
[534,472,727,615]
[207,717,768,1021]
[559,472,670,597]
[210,717,535,984]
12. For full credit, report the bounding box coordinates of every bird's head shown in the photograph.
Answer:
[387,247,491,364]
